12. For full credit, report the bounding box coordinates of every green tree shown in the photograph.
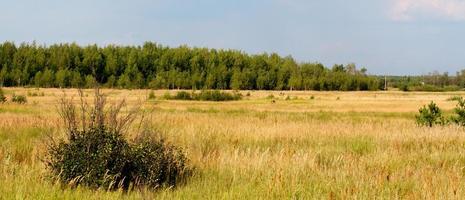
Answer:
[85,75,96,88]
[288,70,302,90]
[230,68,243,90]
[0,67,7,86]
[55,69,71,88]
[40,69,55,87]
[34,71,43,87]
[70,71,83,88]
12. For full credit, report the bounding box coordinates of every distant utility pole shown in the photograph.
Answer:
[384,76,387,91]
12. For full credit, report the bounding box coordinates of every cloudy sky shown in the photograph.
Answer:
[1,0,465,75]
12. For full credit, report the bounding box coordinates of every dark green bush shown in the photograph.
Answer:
[415,102,446,127]
[411,85,460,92]
[11,94,27,104]
[167,90,241,101]
[130,135,189,187]
[162,92,172,100]
[27,90,45,97]
[194,90,241,101]
[45,89,190,190]
[47,127,131,188]
[173,91,193,100]
[450,97,465,126]
[0,88,6,103]
[399,84,409,92]
[147,90,156,100]
[447,96,462,101]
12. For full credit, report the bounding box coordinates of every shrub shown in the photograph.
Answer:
[167,90,241,101]
[0,88,6,103]
[267,94,275,99]
[162,92,172,100]
[399,84,409,92]
[28,91,38,96]
[194,90,241,101]
[148,90,156,100]
[12,94,27,104]
[27,91,45,97]
[411,85,460,92]
[451,97,465,126]
[310,95,315,100]
[416,101,446,127]
[130,135,189,187]
[47,127,131,188]
[45,89,190,190]
[447,96,462,101]
[173,91,193,100]
[285,95,291,101]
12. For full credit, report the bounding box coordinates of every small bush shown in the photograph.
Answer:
[267,94,275,99]
[12,94,27,104]
[130,135,189,187]
[162,92,172,100]
[411,85,460,92]
[399,84,410,92]
[194,90,241,101]
[28,91,37,96]
[27,89,45,97]
[451,97,465,126]
[167,90,241,101]
[285,95,291,101]
[147,90,156,100]
[310,95,315,100]
[415,102,446,127]
[447,96,462,101]
[45,89,190,190]
[173,91,193,100]
[0,88,6,103]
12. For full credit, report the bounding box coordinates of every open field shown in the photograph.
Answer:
[2,88,465,199]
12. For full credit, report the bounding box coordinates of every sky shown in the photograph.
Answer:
[1,0,465,75]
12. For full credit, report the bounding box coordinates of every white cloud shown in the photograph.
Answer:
[390,0,465,21]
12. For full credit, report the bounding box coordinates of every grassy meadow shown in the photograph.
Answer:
[2,88,465,199]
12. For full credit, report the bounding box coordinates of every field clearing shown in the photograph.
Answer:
[2,88,465,199]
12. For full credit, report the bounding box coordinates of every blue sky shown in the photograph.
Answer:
[1,0,465,75]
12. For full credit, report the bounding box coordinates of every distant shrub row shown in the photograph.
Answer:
[408,85,461,92]
[416,97,465,127]
[164,90,242,101]
[0,88,27,104]
[0,88,5,103]
[27,90,45,97]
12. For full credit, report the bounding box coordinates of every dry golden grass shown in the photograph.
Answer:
[1,87,465,199]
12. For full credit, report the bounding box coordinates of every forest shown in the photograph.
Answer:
[0,42,381,91]
[387,70,465,92]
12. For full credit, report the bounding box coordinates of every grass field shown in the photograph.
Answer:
[1,88,465,199]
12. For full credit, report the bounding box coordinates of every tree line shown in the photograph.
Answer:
[389,70,465,92]
[0,42,382,90]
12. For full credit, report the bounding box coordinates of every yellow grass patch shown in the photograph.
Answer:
[1,87,465,199]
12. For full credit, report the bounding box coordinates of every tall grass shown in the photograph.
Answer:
[1,88,465,198]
